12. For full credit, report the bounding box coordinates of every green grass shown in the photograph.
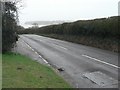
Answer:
[2,53,71,88]
[0,54,2,89]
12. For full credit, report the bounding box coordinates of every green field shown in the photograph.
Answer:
[2,53,71,88]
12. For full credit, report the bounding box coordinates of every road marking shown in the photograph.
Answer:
[41,58,48,64]
[82,54,120,69]
[21,39,49,64]
[38,55,42,58]
[20,37,62,73]
[35,51,38,55]
[52,44,68,50]
[39,40,43,42]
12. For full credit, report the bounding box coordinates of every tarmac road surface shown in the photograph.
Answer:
[19,34,119,88]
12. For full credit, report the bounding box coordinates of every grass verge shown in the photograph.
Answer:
[2,52,71,88]
[0,54,2,89]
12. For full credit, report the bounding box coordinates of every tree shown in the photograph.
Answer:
[32,23,39,28]
[2,1,19,53]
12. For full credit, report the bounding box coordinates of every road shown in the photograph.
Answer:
[20,34,119,88]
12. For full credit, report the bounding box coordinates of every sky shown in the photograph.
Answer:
[19,0,119,27]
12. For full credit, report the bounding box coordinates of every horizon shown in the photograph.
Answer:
[19,0,119,27]
[21,15,118,28]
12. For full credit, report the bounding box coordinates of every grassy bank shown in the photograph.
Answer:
[2,53,71,88]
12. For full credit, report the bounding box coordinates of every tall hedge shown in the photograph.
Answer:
[18,16,119,39]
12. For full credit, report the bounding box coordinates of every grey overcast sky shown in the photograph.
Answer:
[19,0,119,26]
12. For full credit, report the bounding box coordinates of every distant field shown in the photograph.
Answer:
[2,53,71,88]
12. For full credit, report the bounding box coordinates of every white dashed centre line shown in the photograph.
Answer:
[52,44,68,50]
[82,54,119,69]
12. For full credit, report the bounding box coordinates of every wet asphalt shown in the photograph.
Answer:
[19,34,119,88]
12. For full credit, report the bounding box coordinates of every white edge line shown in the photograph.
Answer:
[21,39,49,64]
[41,58,48,64]
[82,54,120,69]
